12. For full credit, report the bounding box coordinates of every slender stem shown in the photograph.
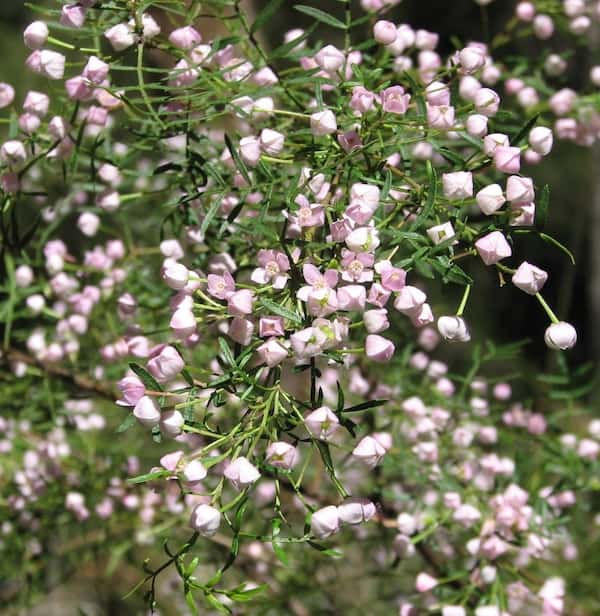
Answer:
[456,285,471,317]
[536,293,560,324]
[136,42,165,129]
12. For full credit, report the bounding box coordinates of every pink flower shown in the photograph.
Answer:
[426,104,455,130]
[364,309,390,333]
[251,249,290,288]
[506,175,534,204]
[350,86,379,114]
[512,261,548,295]
[227,289,255,316]
[474,88,500,116]
[475,231,512,265]
[304,406,339,440]
[228,316,254,345]
[170,307,196,338]
[23,21,48,50]
[310,110,337,136]
[117,375,145,406]
[314,44,345,72]
[337,285,366,311]
[443,171,473,200]
[256,338,288,367]
[376,261,407,291]
[207,271,235,299]
[61,4,86,28]
[259,316,285,338]
[365,334,395,362]
[169,25,202,49]
[373,20,398,45]
[291,196,325,228]
[147,345,184,383]
[341,249,374,283]
[104,23,135,51]
[381,85,410,114]
[415,572,438,593]
[83,56,109,85]
[394,286,427,314]
[459,45,486,73]
[298,264,338,301]
[266,442,299,469]
[0,84,15,109]
[290,326,328,358]
[494,146,521,174]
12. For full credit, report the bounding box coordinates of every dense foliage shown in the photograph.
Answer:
[1,1,599,614]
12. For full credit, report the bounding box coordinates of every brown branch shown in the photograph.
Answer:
[3,348,116,401]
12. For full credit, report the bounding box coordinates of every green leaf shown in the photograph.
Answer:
[260,297,302,324]
[410,160,437,232]
[252,0,284,33]
[127,470,169,484]
[218,337,236,367]
[224,134,252,186]
[343,399,388,413]
[129,362,163,392]
[228,584,268,601]
[200,197,222,235]
[116,413,137,433]
[294,5,347,29]
[512,113,540,146]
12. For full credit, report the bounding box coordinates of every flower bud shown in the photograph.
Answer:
[352,435,387,467]
[475,231,512,265]
[133,396,161,428]
[442,171,473,200]
[314,44,345,72]
[476,184,505,215]
[224,456,260,490]
[61,4,86,28]
[512,261,548,295]
[266,442,299,470]
[104,23,135,51]
[160,409,184,437]
[147,345,184,383]
[304,406,339,441]
[437,316,471,342]
[189,504,221,536]
[169,26,202,49]
[365,334,395,362]
[23,21,49,50]
[310,110,337,136]
[544,321,577,350]
[373,20,398,45]
[337,498,376,525]
[162,262,189,290]
[170,307,196,338]
[415,572,438,593]
[310,505,340,538]
[256,338,288,367]
[259,128,284,155]
[528,126,553,156]
[506,175,534,204]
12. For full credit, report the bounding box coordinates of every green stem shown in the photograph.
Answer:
[536,293,560,324]
[456,285,471,317]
